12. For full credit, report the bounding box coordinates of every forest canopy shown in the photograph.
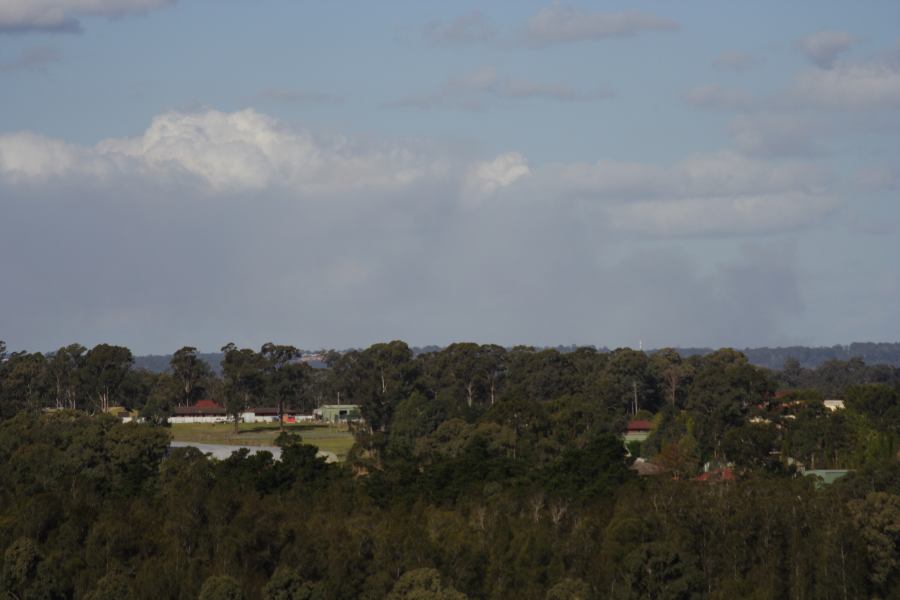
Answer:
[1,338,900,599]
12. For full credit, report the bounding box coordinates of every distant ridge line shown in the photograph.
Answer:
[132,342,900,373]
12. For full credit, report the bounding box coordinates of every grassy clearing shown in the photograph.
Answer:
[170,422,356,459]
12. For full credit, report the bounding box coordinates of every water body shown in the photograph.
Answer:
[170,441,338,462]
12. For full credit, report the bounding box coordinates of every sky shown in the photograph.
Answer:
[1,1,899,355]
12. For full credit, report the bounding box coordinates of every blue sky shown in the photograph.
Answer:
[1,1,899,354]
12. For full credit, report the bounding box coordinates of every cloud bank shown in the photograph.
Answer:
[0,0,174,33]
[389,66,613,110]
[425,10,497,46]
[798,30,856,69]
[0,108,847,352]
[524,5,677,47]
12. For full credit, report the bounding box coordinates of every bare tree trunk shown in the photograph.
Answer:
[549,499,568,527]
[529,492,544,523]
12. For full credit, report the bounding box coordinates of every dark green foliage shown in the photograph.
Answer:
[721,423,779,470]
[849,492,900,593]
[2,339,900,598]
[87,573,135,600]
[545,578,589,600]
[846,383,900,434]
[541,434,631,501]
[139,374,176,425]
[170,346,214,407]
[220,343,268,432]
[685,349,772,458]
[262,568,324,600]
[783,405,855,470]
[1,537,39,595]
[615,542,702,600]
[199,576,245,600]
[82,344,134,413]
[386,568,467,600]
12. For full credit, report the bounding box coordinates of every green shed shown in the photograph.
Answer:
[318,404,362,424]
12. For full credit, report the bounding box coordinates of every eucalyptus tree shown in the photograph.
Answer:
[0,351,49,417]
[221,343,266,432]
[356,341,418,434]
[649,348,692,410]
[261,343,303,431]
[685,348,773,460]
[47,344,86,410]
[82,344,133,413]
[170,346,212,407]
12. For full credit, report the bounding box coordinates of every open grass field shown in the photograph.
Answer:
[170,422,356,459]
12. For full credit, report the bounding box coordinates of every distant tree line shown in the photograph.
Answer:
[2,338,900,598]
[130,341,900,377]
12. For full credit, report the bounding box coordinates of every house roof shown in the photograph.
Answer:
[626,420,653,432]
[174,401,226,416]
[195,399,222,409]
[696,467,735,482]
[630,459,664,476]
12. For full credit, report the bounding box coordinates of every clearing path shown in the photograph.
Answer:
[169,422,354,459]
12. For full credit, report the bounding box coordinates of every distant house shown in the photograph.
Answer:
[823,400,845,411]
[241,408,316,423]
[803,469,850,487]
[624,420,653,444]
[630,457,664,477]
[170,400,227,424]
[315,404,362,424]
[241,407,279,423]
[696,467,735,482]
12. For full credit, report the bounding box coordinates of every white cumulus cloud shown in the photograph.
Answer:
[1,108,448,193]
[0,109,840,239]
[463,152,530,203]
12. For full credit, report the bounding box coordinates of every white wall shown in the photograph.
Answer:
[169,415,229,424]
[240,413,279,423]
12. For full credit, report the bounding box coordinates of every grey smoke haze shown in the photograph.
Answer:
[0,111,834,354]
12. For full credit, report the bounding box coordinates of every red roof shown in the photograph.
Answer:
[696,468,735,482]
[626,420,653,432]
[173,399,226,416]
[195,399,222,410]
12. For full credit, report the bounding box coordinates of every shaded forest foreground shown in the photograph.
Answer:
[2,339,900,599]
